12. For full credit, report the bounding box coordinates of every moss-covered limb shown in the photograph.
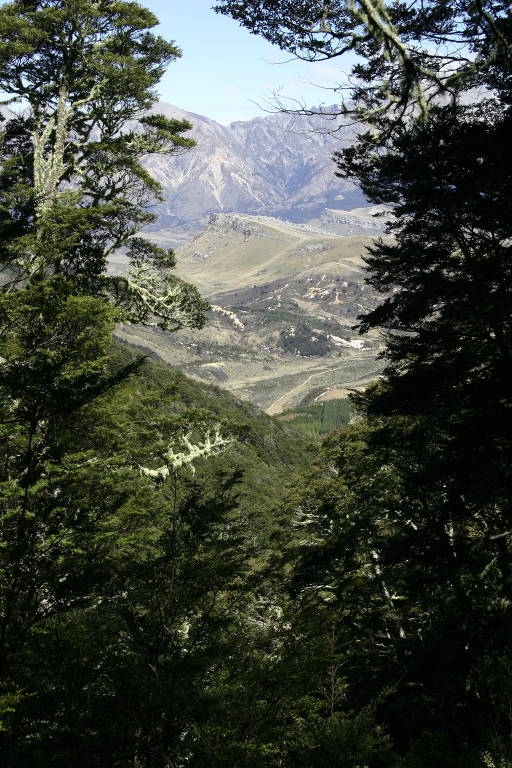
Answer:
[104,270,209,331]
[139,426,233,479]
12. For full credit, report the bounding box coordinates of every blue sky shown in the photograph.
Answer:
[145,0,351,124]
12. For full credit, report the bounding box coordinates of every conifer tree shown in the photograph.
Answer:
[216,0,511,130]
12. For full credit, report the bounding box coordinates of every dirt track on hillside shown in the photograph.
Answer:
[265,357,380,415]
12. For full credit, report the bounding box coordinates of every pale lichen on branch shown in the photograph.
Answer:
[138,426,234,482]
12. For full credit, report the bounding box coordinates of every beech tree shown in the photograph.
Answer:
[215,0,511,131]
[0,3,213,761]
[0,0,208,329]
[0,3,209,695]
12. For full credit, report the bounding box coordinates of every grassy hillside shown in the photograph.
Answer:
[117,213,385,415]
[173,214,371,295]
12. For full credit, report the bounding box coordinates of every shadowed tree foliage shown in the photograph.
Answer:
[337,102,512,513]
[2,0,512,765]
[0,2,214,763]
[215,0,511,130]
[217,2,512,766]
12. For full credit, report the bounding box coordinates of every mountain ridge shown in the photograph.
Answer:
[144,103,367,246]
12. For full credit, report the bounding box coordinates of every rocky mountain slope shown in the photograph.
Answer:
[115,105,389,410]
[117,214,385,413]
[144,103,370,246]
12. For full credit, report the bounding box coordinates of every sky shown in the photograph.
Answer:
[145,0,351,125]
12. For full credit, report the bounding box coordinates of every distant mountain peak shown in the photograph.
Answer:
[144,103,367,246]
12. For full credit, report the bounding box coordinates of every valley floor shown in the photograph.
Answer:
[116,213,386,413]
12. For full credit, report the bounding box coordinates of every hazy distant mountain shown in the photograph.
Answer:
[143,103,367,245]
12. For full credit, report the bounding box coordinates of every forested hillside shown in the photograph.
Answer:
[1,337,313,765]
[1,0,511,766]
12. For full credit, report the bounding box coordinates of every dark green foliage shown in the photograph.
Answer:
[0,0,208,331]
[338,102,512,541]
[110,342,311,513]
[279,419,512,765]
[2,0,512,764]
[217,2,512,766]
[280,398,352,438]
[338,106,512,511]
[279,322,331,357]
[0,338,311,766]
[0,2,231,762]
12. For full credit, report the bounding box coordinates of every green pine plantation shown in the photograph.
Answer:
[278,398,352,438]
